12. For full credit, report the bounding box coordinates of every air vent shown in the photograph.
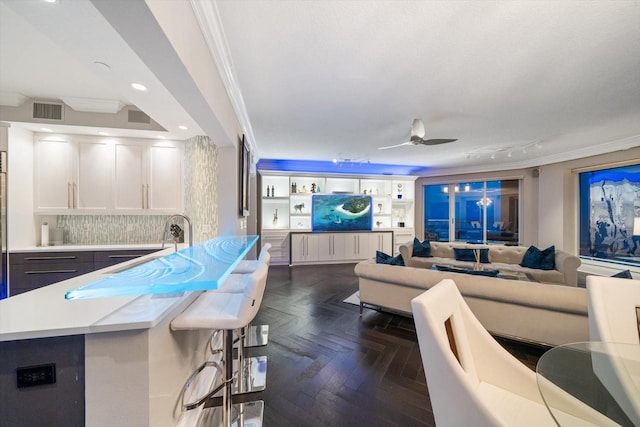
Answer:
[128,110,151,124]
[33,102,63,120]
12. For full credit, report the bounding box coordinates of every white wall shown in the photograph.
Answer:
[7,126,35,248]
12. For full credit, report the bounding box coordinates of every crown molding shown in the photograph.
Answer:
[189,0,258,160]
[422,133,640,178]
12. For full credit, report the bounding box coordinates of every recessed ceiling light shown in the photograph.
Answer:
[178,125,188,130]
[156,135,165,139]
[42,0,58,3]
[40,128,52,132]
[98,131,109,136]
[131,83,147,91]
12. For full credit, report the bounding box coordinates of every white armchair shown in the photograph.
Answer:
[586,275,640,343]
[410,279,557,426]
[586,275,640,425]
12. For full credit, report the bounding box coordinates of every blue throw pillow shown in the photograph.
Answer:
[520,245,555,270]
[453,248,490,263]
[412,238,432,258]
[435,265,499,277]
[611,269,632,279]
[376,251,405,266]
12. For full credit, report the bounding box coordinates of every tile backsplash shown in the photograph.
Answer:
[51,135,219,246]
[56,215,169,245]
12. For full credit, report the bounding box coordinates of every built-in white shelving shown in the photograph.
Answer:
[259,172,416,263]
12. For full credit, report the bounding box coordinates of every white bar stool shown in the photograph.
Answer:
[171,263,269,427]
[231,243,271,274]
[228,244,271,349]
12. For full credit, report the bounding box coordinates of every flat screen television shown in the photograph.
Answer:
[311,194,373,232]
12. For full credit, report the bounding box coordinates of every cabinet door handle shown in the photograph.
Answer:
[142,185,145,209]
[107,255,139,259]
[25,256,77,261]
[73,182,77,208]
[25,269,78,274]
[146,184,150,209]
[68,182,72,208]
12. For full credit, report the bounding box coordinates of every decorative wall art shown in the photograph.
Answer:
[579,163,640,266]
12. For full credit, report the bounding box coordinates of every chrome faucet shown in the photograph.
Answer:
[162,213,193,250]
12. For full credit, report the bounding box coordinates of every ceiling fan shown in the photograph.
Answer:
[378,119,457,150]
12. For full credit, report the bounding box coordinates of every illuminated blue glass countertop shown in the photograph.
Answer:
[65,235,259,300]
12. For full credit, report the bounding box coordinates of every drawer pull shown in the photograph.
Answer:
[24,256,78,261]
[107,255,139,259]
[25,270,78,275]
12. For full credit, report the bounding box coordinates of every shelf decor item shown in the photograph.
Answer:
[397,183,403,199]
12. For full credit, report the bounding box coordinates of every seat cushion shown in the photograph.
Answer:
[477,382,556,426]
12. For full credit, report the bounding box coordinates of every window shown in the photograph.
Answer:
[578,163,640,266]
[424,180,519,244]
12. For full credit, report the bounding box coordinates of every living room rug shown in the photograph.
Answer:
[343,291,360,306]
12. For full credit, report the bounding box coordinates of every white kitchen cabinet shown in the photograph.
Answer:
[147,144,182,211]
[291,233,319,264]
[365,232,393,258]
[291,231,392,264]
[114,142,145,210]
[35,139,110,211]
[114,141,182,212]
[344,231,392,260]
[36,139,74,210]
[77,141,111,210]
[317,233,345,262]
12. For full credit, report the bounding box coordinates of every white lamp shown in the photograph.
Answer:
[634,217,640,236]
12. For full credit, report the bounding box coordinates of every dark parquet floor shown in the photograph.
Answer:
[242,263,549,427]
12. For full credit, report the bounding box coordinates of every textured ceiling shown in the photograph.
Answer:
[1,1,638,175]
[215,0,640,173]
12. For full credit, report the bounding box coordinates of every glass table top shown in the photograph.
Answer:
[65,235,259,300]
[536,341,640,427]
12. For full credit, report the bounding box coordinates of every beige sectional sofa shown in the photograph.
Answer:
[354,242,587,346]
[400,241,581,287]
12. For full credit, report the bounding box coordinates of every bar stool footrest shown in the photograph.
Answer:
[197,400,264,427]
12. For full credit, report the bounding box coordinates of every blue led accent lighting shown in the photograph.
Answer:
[65,235,259,300]
[256,159,428,176]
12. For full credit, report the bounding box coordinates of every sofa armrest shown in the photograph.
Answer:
[399,242,413,263]
[555,250,581,287]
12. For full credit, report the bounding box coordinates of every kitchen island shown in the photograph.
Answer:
[0,235,258,427]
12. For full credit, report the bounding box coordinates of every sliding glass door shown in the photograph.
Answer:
[423,180,520,244]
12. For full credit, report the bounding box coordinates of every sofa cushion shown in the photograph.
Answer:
[454,248,490,263]
[376,251,405,266]
[611,269,632,279]
[520,245,555,270]
[412,238,432,257]
[435,265,500,277]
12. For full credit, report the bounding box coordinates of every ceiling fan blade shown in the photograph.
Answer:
[418,138,458,145]
[377,141,414,150]
[411,118,425,138]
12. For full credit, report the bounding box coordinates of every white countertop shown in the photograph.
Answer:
[10,243,165,253]
[0,246,199,341]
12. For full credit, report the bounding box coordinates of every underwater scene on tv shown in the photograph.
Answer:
[311,195,373,232]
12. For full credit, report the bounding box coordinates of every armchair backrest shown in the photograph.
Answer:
[587,275,640,344]
[411,279,499,426]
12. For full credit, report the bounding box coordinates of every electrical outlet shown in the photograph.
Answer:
[17,364,56,388]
